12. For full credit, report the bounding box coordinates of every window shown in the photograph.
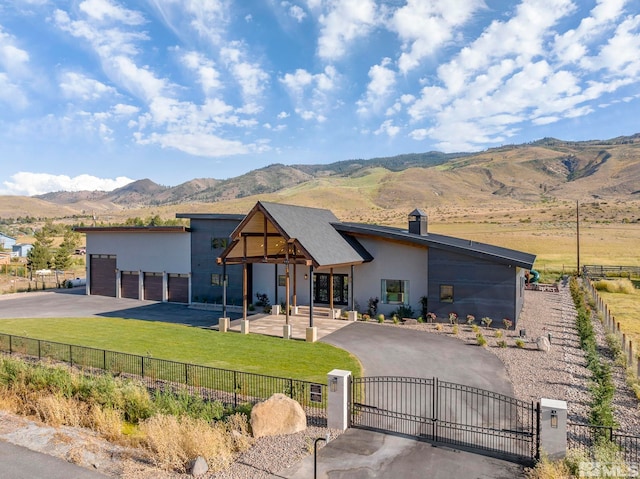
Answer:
[381,279,409,304]
[211,237,228,250]
[440,285,454,303]
[278,275,286,287]
[211,274,228,286]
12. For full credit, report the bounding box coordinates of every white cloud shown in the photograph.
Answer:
[181,50,222,95]
[280,65,338,121]
[137,131,249,157]
[374,119,400,137]
[0,27,30,76]
[0,72,28,109]
[112,103,139,116]
[283,2,306,22]
[357,57,396,115]
[79,0,145,25]
[317,0,378,60]
[59,72,115,100]
[389,0,484,74]
[0,172,134,196]
[277,111,289,119]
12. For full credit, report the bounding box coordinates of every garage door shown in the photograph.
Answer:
[144,272,163,301]
[168,274,189,303]
[90,254,116,297]
[121,271,139,299]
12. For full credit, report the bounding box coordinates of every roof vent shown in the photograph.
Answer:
[408,209,428,236]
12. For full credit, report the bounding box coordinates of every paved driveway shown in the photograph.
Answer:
[280,323,524,478]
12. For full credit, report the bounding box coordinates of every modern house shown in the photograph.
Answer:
[0,233,17,251]
[76,201,536,324]
[12,243,33,257]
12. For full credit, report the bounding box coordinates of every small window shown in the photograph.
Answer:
[278,275,286,287]
[381,279,409,304]
[211,274,228,286]
[211,237,228,250]
[440,285,454,303]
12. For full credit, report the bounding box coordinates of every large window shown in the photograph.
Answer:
[440,285,454,303]
[211,274,228,286]
[381,279,409,305]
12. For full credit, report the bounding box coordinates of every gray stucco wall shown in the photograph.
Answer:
[189,218,244,304]
[351,237,428,316]
[427,249,520,324]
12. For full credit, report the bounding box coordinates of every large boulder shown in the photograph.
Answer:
[250,393,307,438]
[536,336,551,353]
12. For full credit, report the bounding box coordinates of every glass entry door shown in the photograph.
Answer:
[314,273,348,305]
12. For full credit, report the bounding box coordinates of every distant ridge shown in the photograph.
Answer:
[15,132,640,215]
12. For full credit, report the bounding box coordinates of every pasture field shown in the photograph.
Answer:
[0,317,361,383]
[595,284,640,349]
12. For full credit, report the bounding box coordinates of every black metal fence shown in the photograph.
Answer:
[351,376,539,464]
[0,333,327,426]
[568,423,640,463]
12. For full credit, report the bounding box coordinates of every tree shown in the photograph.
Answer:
[27,227,54,272]
[53,228,80,272]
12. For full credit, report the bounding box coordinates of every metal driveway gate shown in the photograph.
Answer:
[351,376,539,464]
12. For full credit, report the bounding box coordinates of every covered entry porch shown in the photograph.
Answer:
[217,201,371,341]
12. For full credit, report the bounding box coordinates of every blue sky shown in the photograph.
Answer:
[1,0,639,195]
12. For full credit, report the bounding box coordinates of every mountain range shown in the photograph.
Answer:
[3,134,640,221]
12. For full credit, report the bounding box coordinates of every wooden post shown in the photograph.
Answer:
[243,262,247,322]
[329,268,334,311]
[285,262,290,326]
[629,340,633,368]
[293,264,297,308]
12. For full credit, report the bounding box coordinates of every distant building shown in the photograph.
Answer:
[12,243,33,257]
[0,233,17,250]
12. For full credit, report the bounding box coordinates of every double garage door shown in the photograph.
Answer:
[89,255,189,303]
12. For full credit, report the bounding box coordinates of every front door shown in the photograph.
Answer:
[314,273,348,305]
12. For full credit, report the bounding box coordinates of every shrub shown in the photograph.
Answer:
[452,324,459,335]
[448,312,458,324]
[419,296,429,318]
[367,297,379,316]
[435,323,443,331]
[377,314,385,323]
[502,318,513,330]
[362,313,370,321]
[476,333,487,347]
[471,324,480,333]
[495,330,503,339]
[391,305,414,319]
[392,315,399,325]
[417,316,424,323]
[481,317,493,328]
[426,312,437,323]
[515,339,525,348]
[255,292,270,307]
[497,340,507,348]
[465,314,475,325]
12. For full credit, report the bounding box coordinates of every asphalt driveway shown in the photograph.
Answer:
[280,322,523,478]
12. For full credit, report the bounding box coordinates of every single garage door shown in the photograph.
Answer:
[143,272,163,301]
[168,274,189,303]
[90,254,116,297]
[121,271,139,299]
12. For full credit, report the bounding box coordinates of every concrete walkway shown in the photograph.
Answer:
[226,313,354,340]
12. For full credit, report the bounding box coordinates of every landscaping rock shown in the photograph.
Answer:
[402,318,418,325]
[190,456,208,476]
[250,393,307,438]
[536,336,551,352]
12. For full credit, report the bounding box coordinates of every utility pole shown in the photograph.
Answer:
[576,200,580,276]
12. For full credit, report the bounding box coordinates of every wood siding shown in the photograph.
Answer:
[143,273,163,301]
[90,255,116,297]
[168,274,189,303]
[121,271,139,299]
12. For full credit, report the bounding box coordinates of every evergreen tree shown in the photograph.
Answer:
[27,227,54,271]
[53,228,80,271]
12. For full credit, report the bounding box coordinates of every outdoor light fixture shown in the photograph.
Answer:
[330,376,338,392]
[304,273,309,280]
[551,409,558,428]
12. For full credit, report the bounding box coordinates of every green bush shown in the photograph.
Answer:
[476,333,487,347]
[377,314,385,323]
[497,340,507,348]
[515,339,525,348]
[391,305,414,319]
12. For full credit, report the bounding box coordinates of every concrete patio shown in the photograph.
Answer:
[223,313,355,340]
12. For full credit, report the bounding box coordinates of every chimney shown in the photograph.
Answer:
[408,209,428,235]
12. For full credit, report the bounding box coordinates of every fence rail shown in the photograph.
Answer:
[568,423,640,463]
[0,333,327,426]
[583,265,640,279]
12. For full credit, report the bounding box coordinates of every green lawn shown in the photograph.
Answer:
[0,317,361,383]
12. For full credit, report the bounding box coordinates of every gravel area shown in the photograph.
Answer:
[2,281,640,477]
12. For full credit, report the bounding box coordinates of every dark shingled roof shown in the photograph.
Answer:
[333,222,536,269]
[258,202,371,267]
[176,213,245,220]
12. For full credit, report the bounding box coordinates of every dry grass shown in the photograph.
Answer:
[140,413,252,472]
[594,278,636,294]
